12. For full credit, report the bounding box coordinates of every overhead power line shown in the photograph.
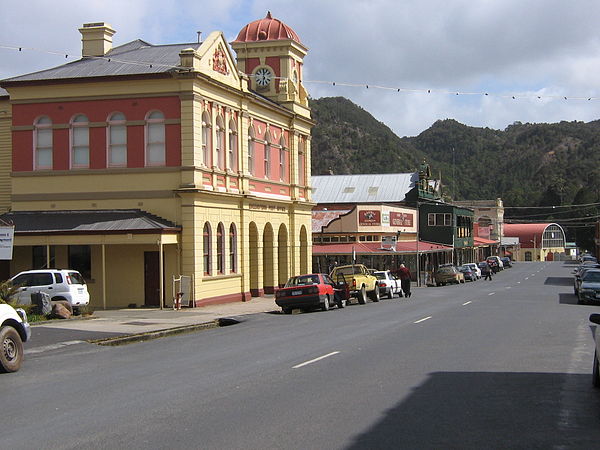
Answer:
[1,43,599,102]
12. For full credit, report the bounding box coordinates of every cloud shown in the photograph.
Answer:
[2,0,600,135]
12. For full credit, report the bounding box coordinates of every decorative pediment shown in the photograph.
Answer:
[195,32,240,87]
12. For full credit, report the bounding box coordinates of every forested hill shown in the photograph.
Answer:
[310,96,600,208]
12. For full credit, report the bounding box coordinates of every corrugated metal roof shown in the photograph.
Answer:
[503,223,563,248]
[311,173,418,204]
[2,41,200,83]
[0,209,179,234]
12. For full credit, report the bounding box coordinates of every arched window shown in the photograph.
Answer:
[279,135,286,182]
[34,116,52,170]
[108,112,127,167]
[146,110,165,166]
[228,119,237,172]
[203,222,212,275]
[248,126,255,175]
[229,223,237,273]
[216,115,225,170]
[298,136,305,186]
[264,132,271,179]
[71,114,89,168]
[217,222,225,274]
[202,111,212,167]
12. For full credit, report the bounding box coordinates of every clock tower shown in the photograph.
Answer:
[231,12,309,113]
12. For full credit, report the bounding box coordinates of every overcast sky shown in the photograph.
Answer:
[2,0,600,137]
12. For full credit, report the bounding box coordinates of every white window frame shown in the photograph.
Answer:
[70,114,90,169]
[34,116,53,170]
[145,110,165,166]
[107,112,127,167]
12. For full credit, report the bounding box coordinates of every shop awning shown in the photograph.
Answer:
[313,240,452,255]
[474,237,498,246]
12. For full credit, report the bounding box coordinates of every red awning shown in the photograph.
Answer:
[473,237,498,246]
[313,240,452,255]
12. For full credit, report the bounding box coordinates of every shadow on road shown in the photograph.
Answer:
[559,293,580,306]
[544,276,574,286]
[346,371,600,449]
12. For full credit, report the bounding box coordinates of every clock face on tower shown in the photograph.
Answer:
[255,68,273,88]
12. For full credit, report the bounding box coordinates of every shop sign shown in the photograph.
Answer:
[390,212,413,227]
[359,210,381,226]
[0,226,14,260]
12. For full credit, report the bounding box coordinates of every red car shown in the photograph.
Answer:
[275,273,348,314]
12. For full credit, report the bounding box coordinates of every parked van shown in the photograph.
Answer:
[10,269,90,313]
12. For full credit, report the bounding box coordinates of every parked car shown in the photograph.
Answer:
[373,270,402,299]
[330,264,380,304]
[0,303,31,373]
[500,257,512,268]
[275,273,347,314]
[434,266,465,286]
[486,256,504,272]
[577,269,600,305]
[459,265,477,282]
[589,313,600,387]
[10,269,90,314]
[574,265,600,295]
[464,263,481,279]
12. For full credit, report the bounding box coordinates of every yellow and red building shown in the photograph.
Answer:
[0,13,314,308]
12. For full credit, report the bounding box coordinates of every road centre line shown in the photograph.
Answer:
[462,301,472,306]
[414,316,432,324]
[488,292,495,296]
[293,351,340,369]
[525,277,529,280]
[25,340,85,355]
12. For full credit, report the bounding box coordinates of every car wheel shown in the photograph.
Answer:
[0,326,24,373]
[369,287,380,302]
[594,351,600,388]
[322,295,330,312]
[282,307,292,314]
[578,294,585,305]
[357,286,367,305]
[337,299,346,309]
[387,289,393,299]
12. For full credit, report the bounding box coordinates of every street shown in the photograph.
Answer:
[3,261,600,449]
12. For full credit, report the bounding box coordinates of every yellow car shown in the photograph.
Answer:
[434,266,465,286]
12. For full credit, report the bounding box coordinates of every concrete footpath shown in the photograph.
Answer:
[32,295,280,344]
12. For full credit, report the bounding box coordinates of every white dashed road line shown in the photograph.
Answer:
[488,292,495,296]
[462,301,472,306]
[414,316,432,324]
[293,351,340,369]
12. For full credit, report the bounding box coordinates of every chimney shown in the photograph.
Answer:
[79,22,116,57]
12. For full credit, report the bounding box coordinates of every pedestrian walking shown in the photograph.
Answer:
[482,262,493,281]
[397,263,412,297]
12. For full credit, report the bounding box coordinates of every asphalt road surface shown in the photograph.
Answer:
[3,261,600,449]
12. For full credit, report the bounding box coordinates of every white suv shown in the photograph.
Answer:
[10,269,90,313]
[0,303,31,372]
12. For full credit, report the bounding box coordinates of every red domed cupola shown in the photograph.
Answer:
[233,11,302,44]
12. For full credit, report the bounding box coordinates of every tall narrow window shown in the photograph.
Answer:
[146,111,165,166]
[203,222,212,275]
[229,223,237,273]
[298,136,305,186]
[71,114,89,168]
[108,112,127,167]
[34,116,52,170]
[202,111,211,167]
[215,115,225,170]
[248,126,255,175]
[279,136,286,182]
[228,119,237,172]
[264,133,271,179]
[217,223,225,274]
[68,245,91,279]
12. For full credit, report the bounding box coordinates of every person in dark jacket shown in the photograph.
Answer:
[397,263,412,297]
[481,262,493,281]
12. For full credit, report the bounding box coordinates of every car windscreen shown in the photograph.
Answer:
[285,275,319,287]
[67,272,86,285]
[373,272,386,280]
[583,271,600,282]
[437,267,454,274]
